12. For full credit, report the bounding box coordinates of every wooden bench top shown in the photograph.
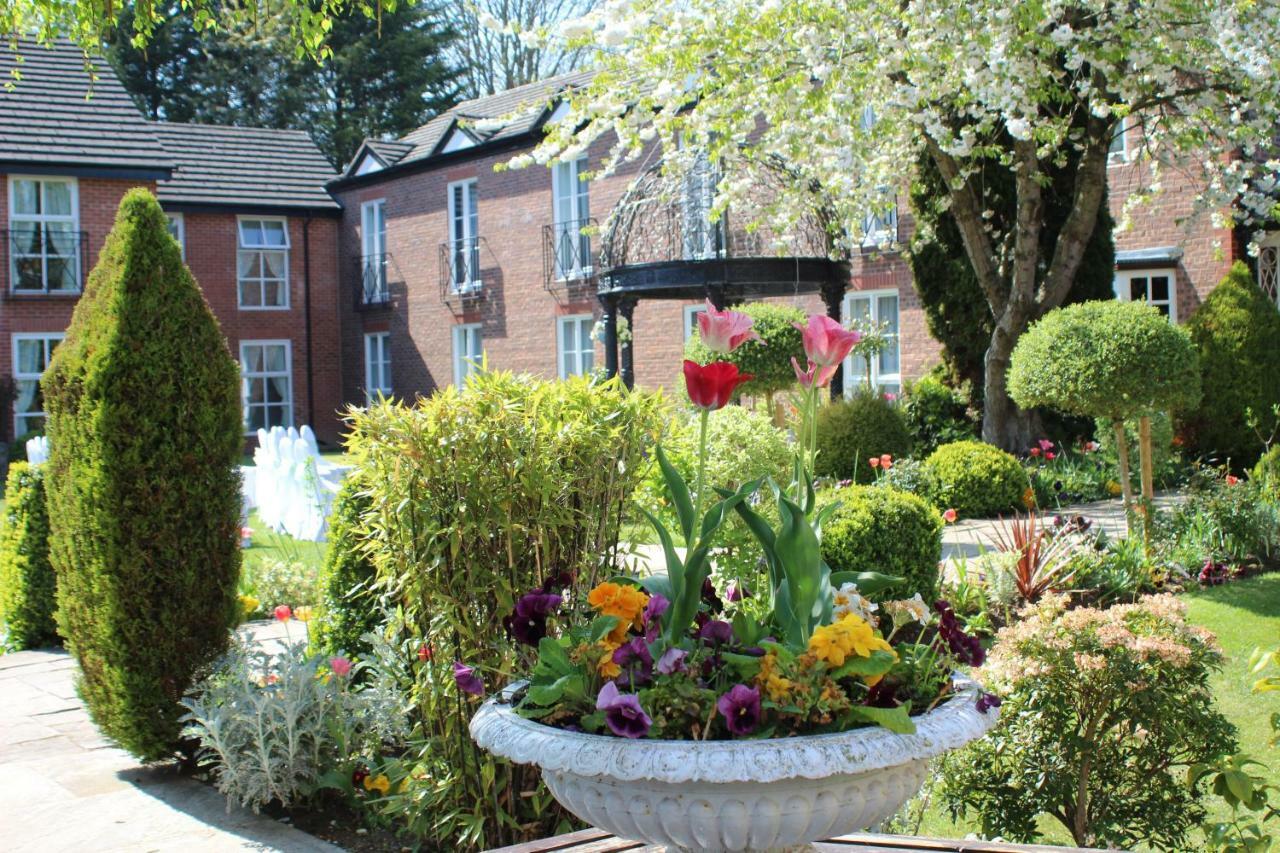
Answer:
[486,828,1120,852]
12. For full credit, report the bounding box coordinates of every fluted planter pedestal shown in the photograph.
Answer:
[470,680,997,853]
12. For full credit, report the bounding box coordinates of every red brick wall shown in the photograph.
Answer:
[0,173,345,445]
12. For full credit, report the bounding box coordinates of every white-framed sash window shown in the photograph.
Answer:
[842,290,901,395]
[9,176,79,293]
[557,314,595,378]
[552,157,591,279]
[452,323,483,386]
[1108,121,1129,165]
[237,217,290,309]
[683,304,707,342]
[360,200,388,303]
[12,333,63,435]
[447,179,480,292]
[240,340,293,432]
[166,212,185,259]
[1114,268,1176,321]
[364,332,391,402]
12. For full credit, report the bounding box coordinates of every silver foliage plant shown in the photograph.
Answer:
[180,632,410,811]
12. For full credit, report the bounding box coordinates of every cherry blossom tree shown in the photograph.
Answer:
[521,0,1280,448]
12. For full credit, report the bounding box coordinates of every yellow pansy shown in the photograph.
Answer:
[808,613,895,667]
[363,773,391,795]
[587,581,649,642]
[239,594,259,615]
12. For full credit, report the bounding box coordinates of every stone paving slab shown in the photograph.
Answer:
[0,647,341,853]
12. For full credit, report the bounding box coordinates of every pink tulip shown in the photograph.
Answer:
[697,300,759,354]
[1038,439,1054,452]
[791,356,838,390]
[943,508,958,523]
[330,656,353,678]
[793,315,861,367]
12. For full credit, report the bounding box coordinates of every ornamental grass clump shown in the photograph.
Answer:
[939,593,1236,850]
[495,305,995,749]
[42,189,243,762]
[348,371,662,849]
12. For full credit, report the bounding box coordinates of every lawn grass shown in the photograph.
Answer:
[904,573,1280,846]
[241,508,326,579]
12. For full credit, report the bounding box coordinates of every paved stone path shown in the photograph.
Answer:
[0,646,338,853]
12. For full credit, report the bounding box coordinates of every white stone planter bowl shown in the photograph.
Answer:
[470,679,997,852]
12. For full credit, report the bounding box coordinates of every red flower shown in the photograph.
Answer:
[1029,447,1041,458]
[879,454,893,470]
[683,360,753,411]
[943,508,958,523]
[793,315,861,367]
[273,605,292,622]
[697,300,759,354]
[869,456,880,469]
[1045,451,1056,461]
[417,643,433,662]
[1226,474,1240,486]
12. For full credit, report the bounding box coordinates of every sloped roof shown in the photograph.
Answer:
[341,70,594,179]
[151,122,338,211]
[0,40,173,176]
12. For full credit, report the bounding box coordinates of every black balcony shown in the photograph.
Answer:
[542,218,598,294]
[439,236,485,305]
[4,227,87,296]
[355,253,394,309]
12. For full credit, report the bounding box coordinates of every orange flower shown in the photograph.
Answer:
[879,454,893,469]
[587,582,649,642]
[869,457,880,469]
[943,508,958,523]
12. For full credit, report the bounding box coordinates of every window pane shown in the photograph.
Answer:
[12,180,38,215]
[48,257,76,292]
[1150,275,1169,302]
[262,220,287,247]
[1129,278,1146,301]
[238,221,263,247]
[267,375,288,404]
[246,405,265,432]
[240,281,262,307]
[264,345,286,373]
[16,340,42,374]
[848,297,871,323]
[43,182,72,216]
[242,346,264,373]
[877,295,899,333]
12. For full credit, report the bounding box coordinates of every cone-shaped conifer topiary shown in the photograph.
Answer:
[42,188,243,762]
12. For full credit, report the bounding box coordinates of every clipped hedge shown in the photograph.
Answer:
[814,391,913,483]
[820,484,944,602]
[43,189,243,761]
[901,375,978,456]
[0,462,57,650]
[684,301,805,398]
[349,370,663,847]
[1182,262,1280,468]
[314,475,380,658]
[924,440,1030,518]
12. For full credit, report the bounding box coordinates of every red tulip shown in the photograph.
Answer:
[1226,474,1240,486]
[791,356,838,390]
[683,360,753,411]
[273,605,292,622]
[869,456,880,469]
[793,315,861,367]
[1045,451,1056,461]
[943,508,958,523]
[879,454,893,470]
[697,300,759,354]
[1029,447,1041,458]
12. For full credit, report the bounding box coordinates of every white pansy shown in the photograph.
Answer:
[832,582,879,626]
[884,594,930,625]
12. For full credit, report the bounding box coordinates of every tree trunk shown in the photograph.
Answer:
[1113,419,1136,535]
[1139,415,1155,547]
[981,307,1040,451]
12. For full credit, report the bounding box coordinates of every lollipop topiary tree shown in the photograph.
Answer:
[685,301,805,418]
[1008,301,1200,539]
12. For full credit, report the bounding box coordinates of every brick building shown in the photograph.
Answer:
[0,42,345,444]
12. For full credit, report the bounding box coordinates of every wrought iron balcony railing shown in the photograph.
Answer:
[356,253,393,308]
[542,218,597,292]
[439,236,484,302]
[5,227,87,295]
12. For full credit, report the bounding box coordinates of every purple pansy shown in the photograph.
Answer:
[503,589,562,646]
[611,637,654,689]
[934,600,985,667]
[643,593,670,627]
[698,619,734,646]
[596,680,652,738]
[726,581,751,602]
[656,647,688,675]
[717,684,762,736]
[976,692,1002,714]
[701,578,724,613]
[453,660,484,696]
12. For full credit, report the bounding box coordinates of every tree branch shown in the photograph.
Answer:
[1038,124,1109,313]
[924,137,1008,316]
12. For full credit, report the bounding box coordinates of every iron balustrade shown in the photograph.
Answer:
[542,217,598,292]
[356,253,393,308]
[439,236,485,301]
[5,227,87,295]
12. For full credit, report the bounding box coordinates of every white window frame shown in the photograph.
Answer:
[447,179,481,293]
[551,157,592,280]
[1107,120,1129,165]
[842,289,901,395]
[360,199,388,303]
[12,332,64,436]
[166,212,185,259]
[683,304,707,342]
[1114,268,1177,322]
[452,323,483,387]
[239,339,294,433]
[363,331,391,403]
[557,314,595,378]
[8,176,80,294]
[236,216,290,310]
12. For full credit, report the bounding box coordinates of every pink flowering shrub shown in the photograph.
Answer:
[940,593,1236,850]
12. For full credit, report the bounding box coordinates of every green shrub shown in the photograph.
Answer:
[820,484,943,601]
[814,391,913,483]
[1094,411,1183,490]
[876,456,941,502]
[923,440,1030,518]
[42,189,243,762]
[349,370,663,847]
[7,430,43,466]
[0,462,57,650]
[684,302,805,398]
[1167,471,1279,565]
[1181,262,1280,468]
[1253,445,1280,497]
[243,558,321,618]
[900,375,977,455]
[315,476,380,657]
[635,404,792,597]
[1008,299,1201,421]
[939,594,1236,849]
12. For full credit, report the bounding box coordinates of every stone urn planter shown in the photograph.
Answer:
[470,679,997,852]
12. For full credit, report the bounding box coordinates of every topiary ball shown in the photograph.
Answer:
[684,302,806,398]
[820,484,943,602]
[814,391,913,483]
[924,440,1031,518]
[1008,300,1201,421]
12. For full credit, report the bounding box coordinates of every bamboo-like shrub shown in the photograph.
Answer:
[347,370,664,848]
